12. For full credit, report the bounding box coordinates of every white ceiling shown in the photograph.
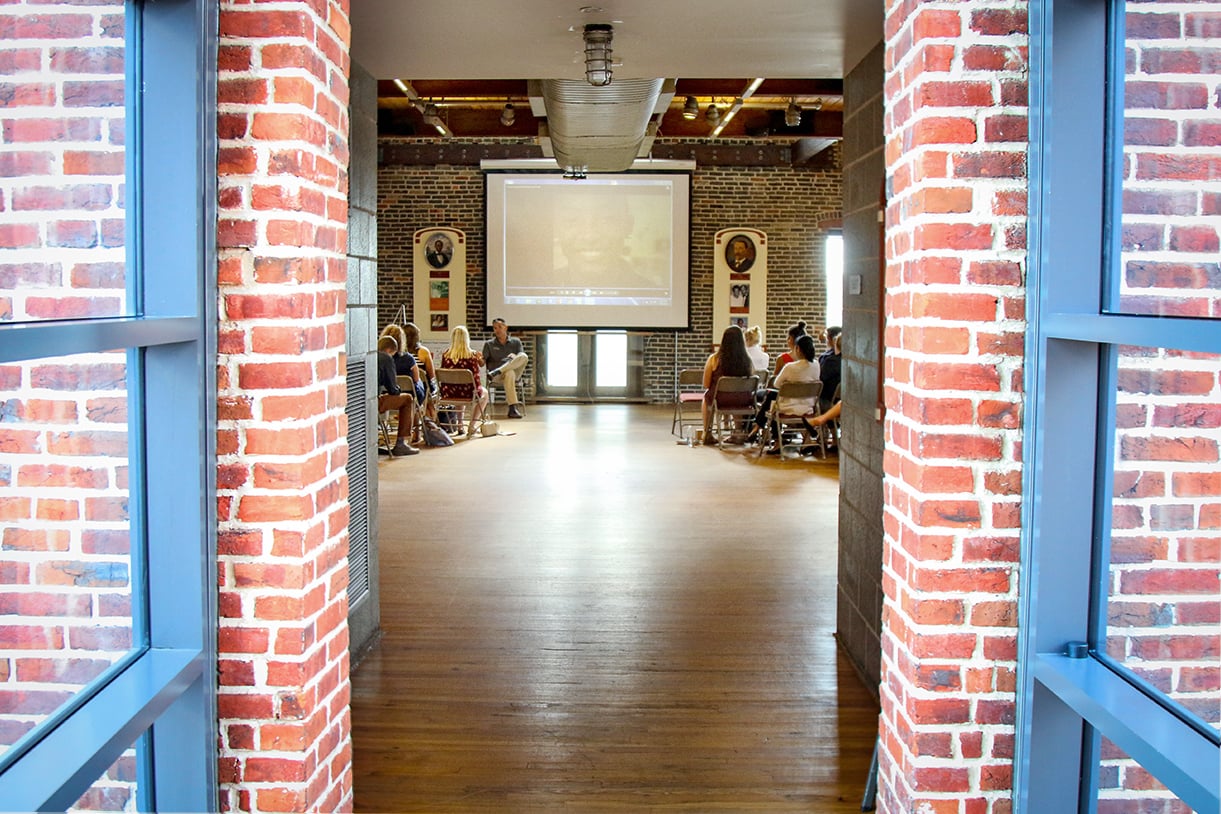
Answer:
[350,0,883,82]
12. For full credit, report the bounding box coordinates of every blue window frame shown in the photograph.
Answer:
[1019,0,1220,811]
[0,0,217,809]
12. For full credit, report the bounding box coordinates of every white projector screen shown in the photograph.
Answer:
[485,172,691,329]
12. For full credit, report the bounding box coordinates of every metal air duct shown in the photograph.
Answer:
[530,78,675,173]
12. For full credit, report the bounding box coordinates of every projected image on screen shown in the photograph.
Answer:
[486,173,691,329]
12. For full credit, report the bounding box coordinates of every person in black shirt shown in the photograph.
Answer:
[818,330,842,413]
[377,335,419,456]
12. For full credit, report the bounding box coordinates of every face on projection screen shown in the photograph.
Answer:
[485,173,691,329]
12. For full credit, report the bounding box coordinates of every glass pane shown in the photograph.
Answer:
[1096,736,1200,813]
[69,738,140,813]
[594,331,626,388]
[1112,0,1221,318]
[1106,345,1220,734]
[0,350,136,760]
[546,331,578,387]
[0,0,129,323]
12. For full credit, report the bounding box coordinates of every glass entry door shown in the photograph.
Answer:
[535,330,643,400]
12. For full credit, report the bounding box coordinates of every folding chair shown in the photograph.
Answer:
[486,369,526,418]
[709,375,760,449]
[377,407,395,453]
[672,367,705,438]
[396,374,425,444]
[757,380,824,459]
[435,367,485,438]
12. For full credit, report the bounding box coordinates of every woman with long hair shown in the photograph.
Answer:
[379,322,425,403]
[701,324,756,445]
[757,333,821,454]
[402,322,438,417]
[439,325,488,436]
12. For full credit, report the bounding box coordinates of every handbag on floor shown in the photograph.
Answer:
[421,417,454,447]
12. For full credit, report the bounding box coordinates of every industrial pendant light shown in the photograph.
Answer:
[583,23,613,86]
[785,99,802,127]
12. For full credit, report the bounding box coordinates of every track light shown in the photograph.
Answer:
[583,23,613,86]
[705,103,720,124]
[682,96,699,120]
[500,103,515,127]
[785,100,801,127]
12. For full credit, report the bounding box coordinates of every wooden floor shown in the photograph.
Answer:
[351,404,880,812]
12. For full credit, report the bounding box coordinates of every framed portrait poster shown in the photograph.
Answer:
[712,228,767,344]
[414,227,466,342]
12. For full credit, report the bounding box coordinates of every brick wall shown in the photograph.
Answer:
[879,1,1028,811]
[215,2,354,811]
[0,4,135,808]
[377,139,842,403]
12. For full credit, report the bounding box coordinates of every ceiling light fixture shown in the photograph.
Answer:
[785,99,802,127]
[709,78,765,139]
[682,96,699,120]
[500,103,515,127]
[419,101,452,137]
[705,102,720,124]
[583,23,613,86]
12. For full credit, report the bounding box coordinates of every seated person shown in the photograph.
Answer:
[402,322,436,391]
[772,319,809,382]
[439,325,488,436]
[481,317,528,419]
[376,335,418,457]
[702,325,756,445]
[755,334,821,454]
[744,324,770,379]
[380,324,426,404]
[804,399,841,429]
[819,331,842,413]
[802,386,842,455]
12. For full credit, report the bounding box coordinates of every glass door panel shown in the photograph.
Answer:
[535,331,641,400]
[545,331,579,388]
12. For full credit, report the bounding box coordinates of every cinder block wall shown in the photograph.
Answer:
[838,42,888,692]
[215,2,355,811]
[376,141,843,403]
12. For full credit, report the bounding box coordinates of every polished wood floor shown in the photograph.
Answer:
[351,404,880,812]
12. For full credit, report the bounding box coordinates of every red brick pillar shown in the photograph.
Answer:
[215,2,354,811]
[879,1,1028,811]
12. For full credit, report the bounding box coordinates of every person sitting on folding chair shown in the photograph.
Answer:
[377,335,419,457]
[756,333,820,455]
[440,325,488,436]
[701,325,756,445]
[482,317,528,419]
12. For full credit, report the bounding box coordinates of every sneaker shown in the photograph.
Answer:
[391,441,419,456]
[507,404,523,419]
